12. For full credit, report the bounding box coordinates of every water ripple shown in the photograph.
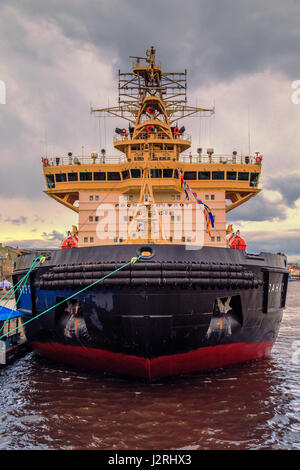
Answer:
[0,284,299,449]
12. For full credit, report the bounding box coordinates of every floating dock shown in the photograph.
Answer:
[0,306,28,366]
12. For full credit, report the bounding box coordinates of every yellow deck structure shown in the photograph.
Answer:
[41,47,262,247]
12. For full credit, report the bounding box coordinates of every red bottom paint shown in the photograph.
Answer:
[30,341,274,380]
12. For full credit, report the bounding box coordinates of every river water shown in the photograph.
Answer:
[0,283,299,450]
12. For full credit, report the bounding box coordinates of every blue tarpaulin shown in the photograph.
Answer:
[0,306,29,321]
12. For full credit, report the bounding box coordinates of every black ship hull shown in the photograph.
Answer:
[13,245,289,380]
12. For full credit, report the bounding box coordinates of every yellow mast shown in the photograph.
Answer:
[90,47,214,243]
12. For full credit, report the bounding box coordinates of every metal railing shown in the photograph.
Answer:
[179,154,260,165]
[45,155,127,166]
[43,153,262,167]
[113,132,192,143]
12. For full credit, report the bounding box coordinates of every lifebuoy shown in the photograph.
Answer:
[146,106,154,114]
[42,158,49,165]
[146,125,154,133]
[255,156,263,164]
[173,127,180,135]
[61,235,78,250]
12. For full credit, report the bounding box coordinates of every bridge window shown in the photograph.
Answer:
[46,174,55,188]
[80,172,92,181]
[151,169,162,178]
[238,172,249,181]
[250,173,259,187]
[107,172,121,181]
[163,169,173,178]
[55,173,67,182]
[198,171,211,180]
[94,172,106,180]
[131,169,141,178]
[183,171,197,180]
[122,170,130,180]
[68,172,78,181]
[212,171,224,180]
[227,171,236,180]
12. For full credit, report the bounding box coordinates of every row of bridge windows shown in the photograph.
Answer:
[46,170,259,186]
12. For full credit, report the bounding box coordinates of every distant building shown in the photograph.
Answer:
[288,263,300,279]
[0,245,40,283]
[0,246,23,282]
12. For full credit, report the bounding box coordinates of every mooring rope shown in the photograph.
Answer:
[0,256,46,334]
[0,255,142,340]
[0,256,43,306]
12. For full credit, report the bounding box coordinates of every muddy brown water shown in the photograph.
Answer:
[0,283,299,450]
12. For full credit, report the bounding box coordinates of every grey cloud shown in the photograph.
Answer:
[227,192,286,222]
[4,216,28,225]
[41,230,64,241]
[1,1,299,201]
[4,238,57,249]
[6,0,300,85]
[265,175,300,207]
[244,230,300,261]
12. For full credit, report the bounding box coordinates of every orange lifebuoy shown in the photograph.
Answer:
[121,128,128,135]
[146,125,154,133]
[146,106,154,114]
[255,156,263,164]
[173,127,180,135]
[42,158,49,165]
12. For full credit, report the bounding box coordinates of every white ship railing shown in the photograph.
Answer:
[45,155,127,166]
[178,154,259,164]
[44,153,261,166]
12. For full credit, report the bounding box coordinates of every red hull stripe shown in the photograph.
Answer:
[30,341,274,380]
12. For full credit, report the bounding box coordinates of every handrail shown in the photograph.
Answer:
[178,154,260,165]
[42,153,262,167]
[45,155,127,166]
[114,132,192,143]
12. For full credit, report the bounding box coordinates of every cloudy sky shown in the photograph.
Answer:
[0,0,300,260]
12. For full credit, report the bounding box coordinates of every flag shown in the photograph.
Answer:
[176,169,215,237]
